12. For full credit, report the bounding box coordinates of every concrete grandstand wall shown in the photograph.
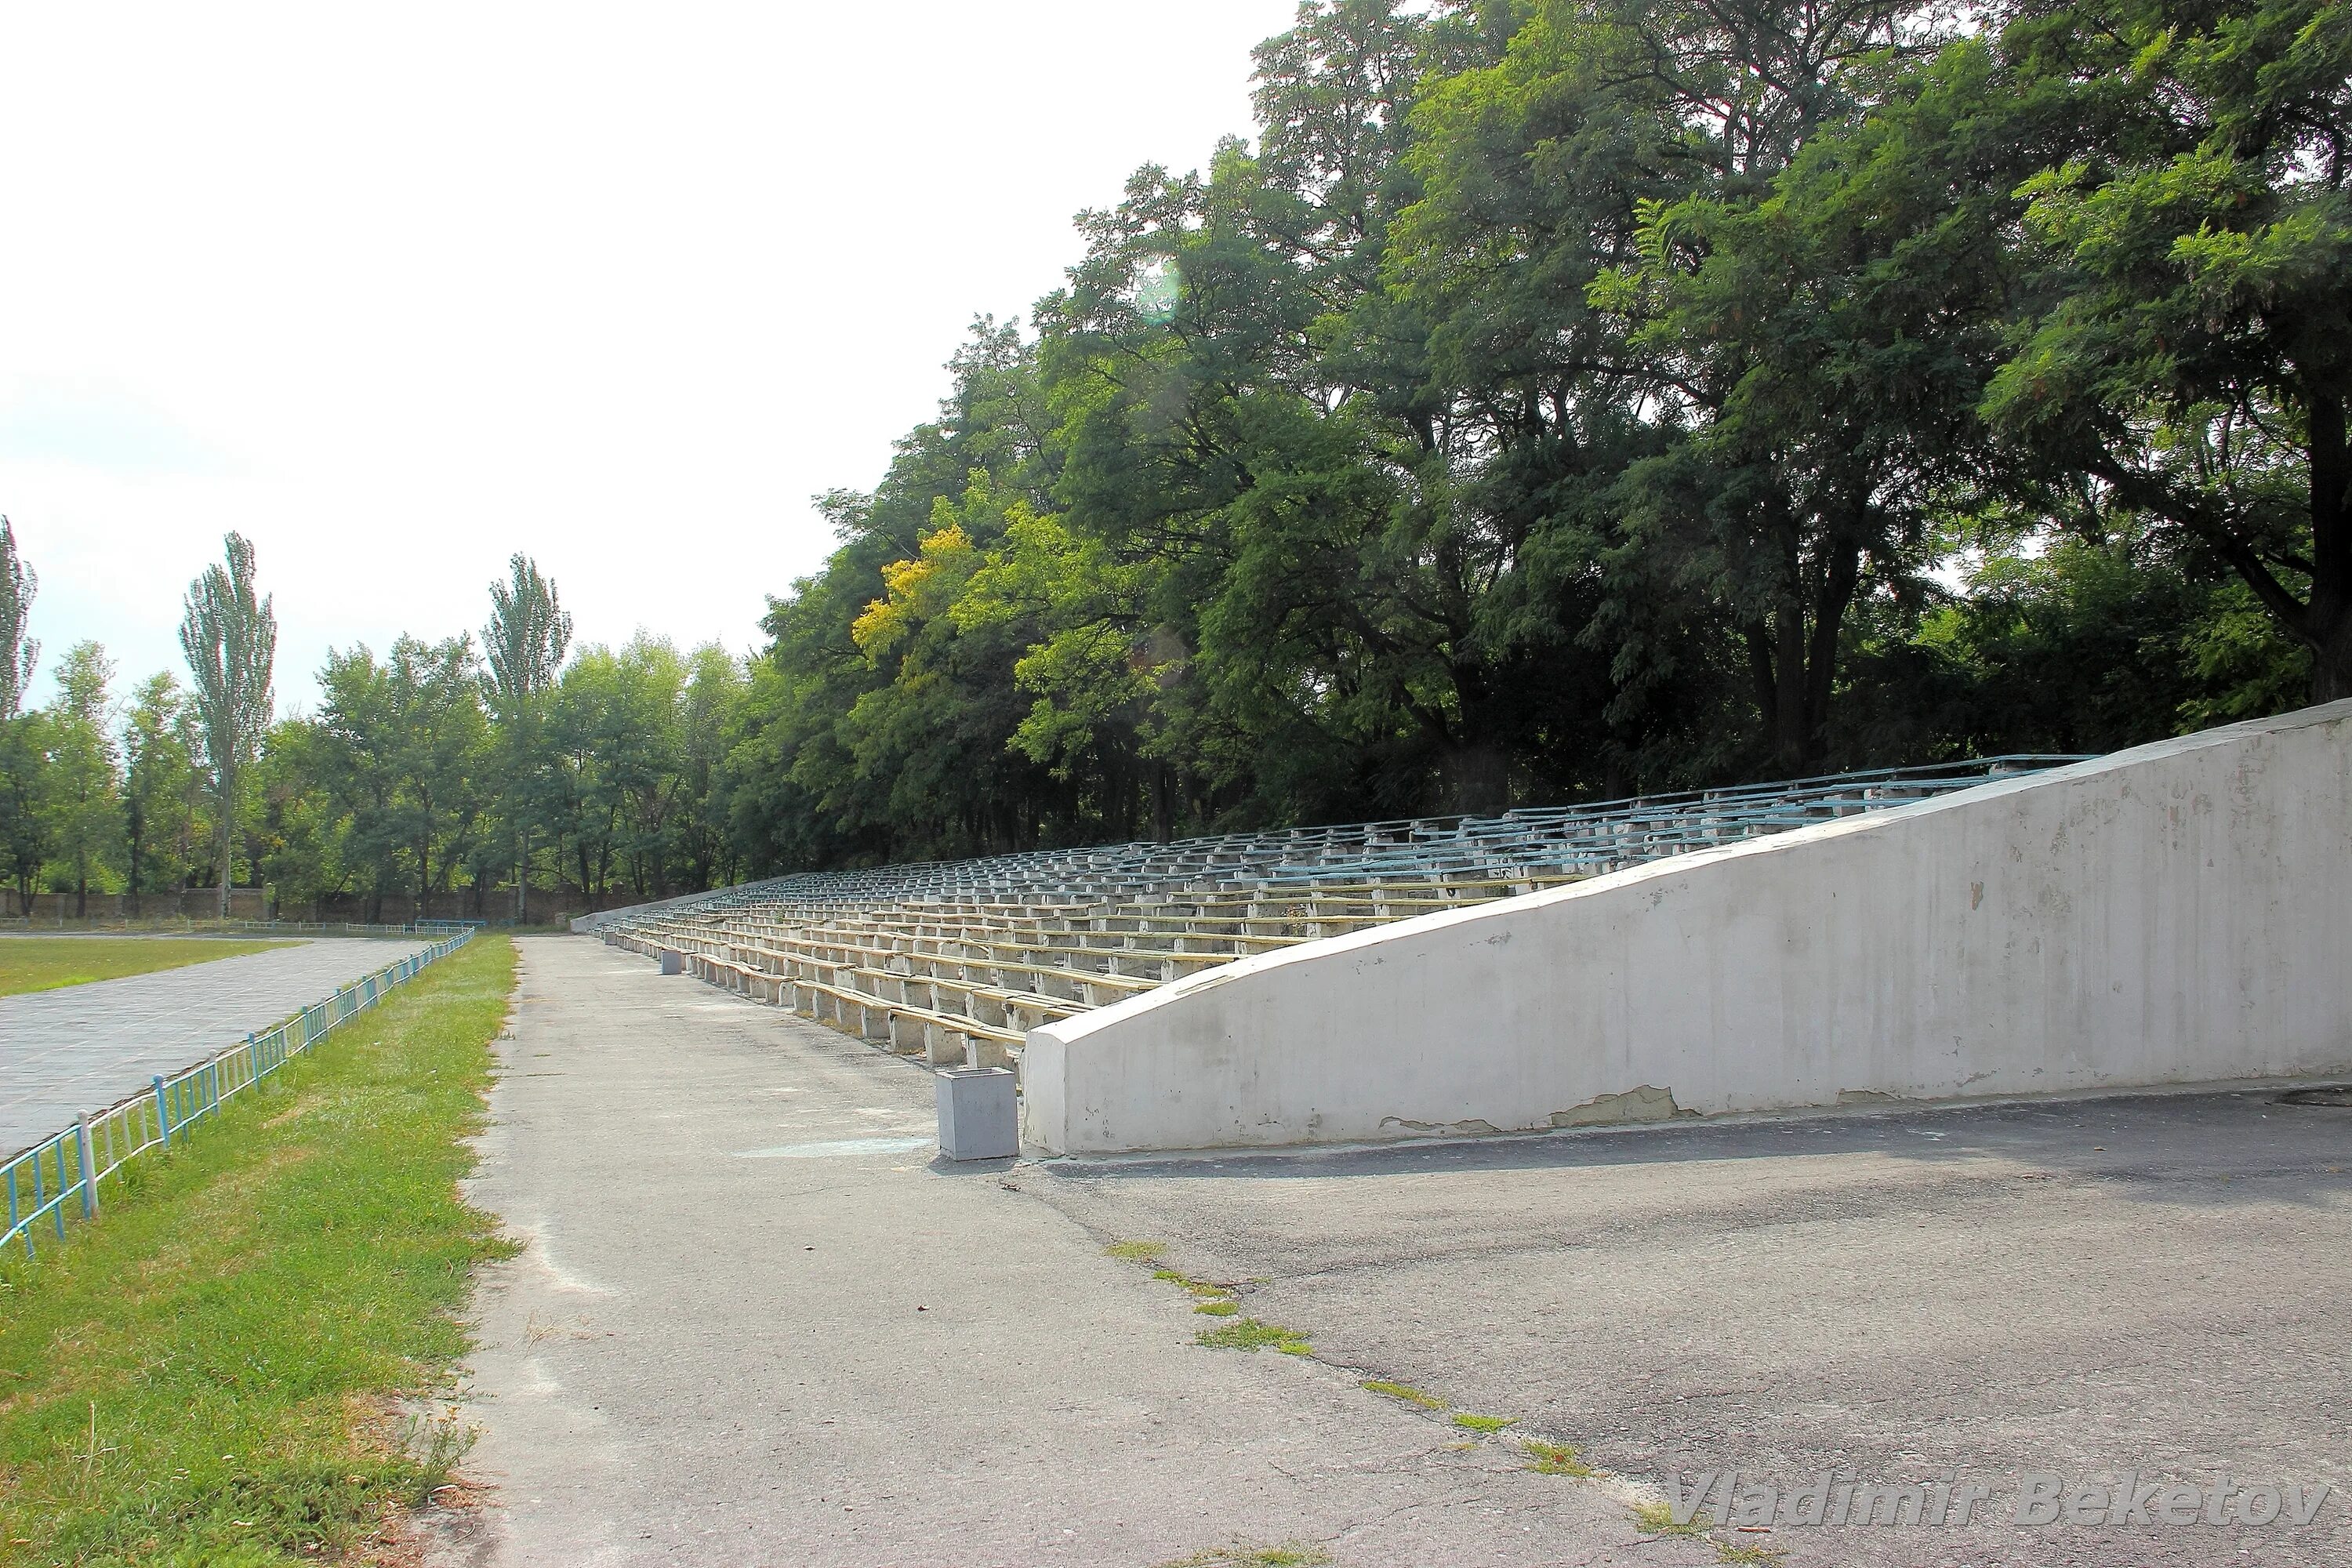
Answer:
[1022,700,2352,1155]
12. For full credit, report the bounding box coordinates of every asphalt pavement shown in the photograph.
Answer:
[430,935,2352,1567]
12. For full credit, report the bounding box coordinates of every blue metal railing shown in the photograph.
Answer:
[1,927,478,1260]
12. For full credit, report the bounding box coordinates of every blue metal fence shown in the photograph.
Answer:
[1,927,478,1260]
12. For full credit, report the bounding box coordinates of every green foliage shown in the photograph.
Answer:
[710,0,2332,867]
[176,533,276,914]
[1983,0,2352,695]
[0,515,34,720]
[42,642,124,912]
[4,0,2340,895]
[122,673,205,902]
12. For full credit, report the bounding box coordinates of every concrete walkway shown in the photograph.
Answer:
[0,936,432,1156]
[434,937,1688,1568]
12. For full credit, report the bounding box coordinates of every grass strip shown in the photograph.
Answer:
[0,938,303,998]
[0,933,517,1566]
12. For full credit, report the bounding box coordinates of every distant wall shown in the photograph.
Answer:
[3,887,268,922]
[1022,700,2352,1155]
[571,887,723,934]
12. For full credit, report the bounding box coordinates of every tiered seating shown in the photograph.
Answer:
[592,757,2082,1075]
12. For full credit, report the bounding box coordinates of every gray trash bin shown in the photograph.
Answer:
[659,949,683,975]
[935,1066,1018,1161]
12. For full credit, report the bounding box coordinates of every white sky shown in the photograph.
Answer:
[0,1,1300,717]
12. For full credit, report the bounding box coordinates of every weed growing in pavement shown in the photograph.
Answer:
[1152,1543,1333,1567]
[1452,1414,1517,1433]
[1196,1318,1312,1356]
[1633,1500,1710,1536]
[1142,1262,1244,1316]
[1360,1379,1447,1410]
[1522,1439,1593,1476]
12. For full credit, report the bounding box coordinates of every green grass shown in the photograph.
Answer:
[1104,1240,1167,1263]
[1153,1544,1332,1567]
[0,935,518,1566]
[1150,1267,1243,1316]
[1632,1500,1711,1537]
[1360,1378,1447,1410]
[1522,1439,1594,1476]
[1195,1317,1312,1356]
[0,938,303,997]
[1450,1412,1517,1433]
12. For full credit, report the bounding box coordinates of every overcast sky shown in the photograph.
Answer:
[0,1,1300,717]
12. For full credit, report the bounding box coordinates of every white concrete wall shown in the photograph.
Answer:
[1022,701,2352,1155]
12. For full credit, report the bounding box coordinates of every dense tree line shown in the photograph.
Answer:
[1,532,747,919]
[4,0,2343,909]
[735,0,2340,865]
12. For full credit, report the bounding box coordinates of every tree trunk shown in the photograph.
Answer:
[1439,743,1511,816]
[1151,763,1174,844]
[1773,593,1810,775]
[2315,610,2352,704]
[217,762,234,919]
[2309,391,2350,704]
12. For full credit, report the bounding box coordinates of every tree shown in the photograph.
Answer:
[1984,0,2352,698]
[314,644,405,922]
[178,532,278,917]
[675,644,746,890]
[483,554,573,920]
[386,635,489,911]
[122,672,200,909]
[0,517,44,913]
[0,712,48,913]
[44,641,123,916]
[0,516,34,720]
[257,716,353,918]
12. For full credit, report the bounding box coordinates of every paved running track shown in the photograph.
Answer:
[0,937,432,1156]
[430,936,1686,1568]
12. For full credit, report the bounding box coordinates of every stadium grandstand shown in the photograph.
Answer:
[583,757,2085,1074]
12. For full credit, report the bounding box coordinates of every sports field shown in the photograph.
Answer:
[0,936,299,998]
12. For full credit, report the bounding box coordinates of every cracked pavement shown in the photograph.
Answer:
[427,935,2352,1566]
[426,936,1694,1567]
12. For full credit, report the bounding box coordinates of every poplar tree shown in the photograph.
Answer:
[484,554,572,920]
[0,516,34,720]
[178,533,277,918]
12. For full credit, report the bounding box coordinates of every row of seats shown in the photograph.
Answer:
[593,757,2082,1074]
